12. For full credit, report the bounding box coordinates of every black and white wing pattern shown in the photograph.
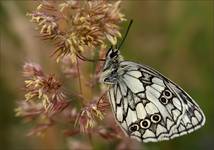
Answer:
[108,61,205,143]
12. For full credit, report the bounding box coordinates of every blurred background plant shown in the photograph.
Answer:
[0,0,213,150]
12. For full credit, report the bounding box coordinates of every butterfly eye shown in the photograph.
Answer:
[160,97,168,105]
[140,119,151,129]
[109,50,118,58]
[163,90,172,98]
[129,124,139,132]
[151,114,161,123]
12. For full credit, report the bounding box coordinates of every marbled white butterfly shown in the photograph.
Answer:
[99,21,206,143]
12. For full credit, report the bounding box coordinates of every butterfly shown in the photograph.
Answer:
[99,48,206,143]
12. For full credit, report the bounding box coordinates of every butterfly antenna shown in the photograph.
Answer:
[76,52,105,62]
[118,19,133,50]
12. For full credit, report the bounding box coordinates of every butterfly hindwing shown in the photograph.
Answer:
[107,61,205,142]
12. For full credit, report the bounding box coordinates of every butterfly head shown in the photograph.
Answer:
[106,48,120,59]
[100,48,123,84]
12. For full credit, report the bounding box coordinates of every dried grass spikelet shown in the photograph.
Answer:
[15,101,44,119]
[22,63,69,113]
[27,0,126,63]
[75,92,110,133]
[15,62,70,136]
[76,102,104,133]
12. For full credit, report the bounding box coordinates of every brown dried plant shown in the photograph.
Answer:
[27,0,125,62]
[14,0,141,149]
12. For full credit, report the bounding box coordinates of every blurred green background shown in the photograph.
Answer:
[0,0,213,150]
